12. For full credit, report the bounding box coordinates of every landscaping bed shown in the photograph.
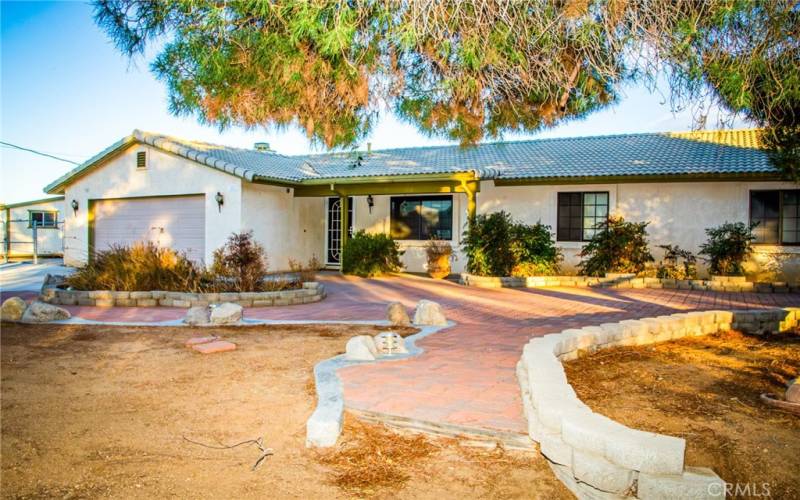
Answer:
[564,330,800,498]
[1,322,569,498]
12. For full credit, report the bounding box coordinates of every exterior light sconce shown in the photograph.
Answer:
[71,199,79,215]
[367,195,374,214]
[215,192,224,212]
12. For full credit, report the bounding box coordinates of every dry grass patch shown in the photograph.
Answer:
[565,330,800,498]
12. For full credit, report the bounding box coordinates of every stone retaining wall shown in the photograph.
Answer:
[516,307,800,499]
[39,282,326,308]
[461,273,798,293]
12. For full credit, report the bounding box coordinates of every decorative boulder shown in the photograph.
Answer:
[413,299,447,326]
[787,379,800,404]
[21,301,70,323]
[1,297,28,322]
[374,331,407,355]
[184,306,211,326]
[345,335,378,361]
[209,302,243,325]
[386,301,411,327]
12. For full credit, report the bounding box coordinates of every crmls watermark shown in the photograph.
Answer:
[709,482,772,497]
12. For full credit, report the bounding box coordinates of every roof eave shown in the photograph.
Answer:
[493,171,784,186]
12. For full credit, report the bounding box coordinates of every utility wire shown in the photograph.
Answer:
[0,141,81,165]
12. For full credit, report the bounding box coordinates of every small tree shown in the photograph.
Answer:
[578,216,653,277]
[699,222,755,276]
[211,231,269,291]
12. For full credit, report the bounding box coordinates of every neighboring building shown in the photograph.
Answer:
[1,196,65,259]
[42,129,800,280]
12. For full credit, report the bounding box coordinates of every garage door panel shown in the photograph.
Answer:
[93,196,205,263]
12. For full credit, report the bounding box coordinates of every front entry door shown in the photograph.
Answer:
[326,197,353,265]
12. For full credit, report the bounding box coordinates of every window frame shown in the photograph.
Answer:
[389,195,454,241]
[556,191,610,242]
[28,210,59,229]
[749,189,800,246]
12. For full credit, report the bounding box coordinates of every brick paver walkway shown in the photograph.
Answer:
[5,273,800,435]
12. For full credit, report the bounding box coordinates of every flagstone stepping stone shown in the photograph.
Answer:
[185,336,220,347]
[192,340,237,354]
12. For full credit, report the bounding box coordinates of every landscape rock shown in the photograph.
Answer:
[386,301,411,326]
[21,301,70,323]
[345,335,378,361]
[787,378,800,404]
[184,306,211,325]
[209,302,242,325]
[413,299,447,326]
[374,331,407,355]
[1,297,28,322]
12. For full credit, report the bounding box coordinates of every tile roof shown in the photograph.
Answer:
[45,128,778,194]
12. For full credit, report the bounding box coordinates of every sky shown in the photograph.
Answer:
[0,1,748,204]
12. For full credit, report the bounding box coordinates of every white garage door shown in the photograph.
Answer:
[93,195,205,263]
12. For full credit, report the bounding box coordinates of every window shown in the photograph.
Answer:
[29,211,58,229]
[390,196,453,240]
[557,191,609,242]
[750,190,800,244]
[136,151,147,169]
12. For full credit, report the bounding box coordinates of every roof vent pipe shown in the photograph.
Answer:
[254,142,271,152]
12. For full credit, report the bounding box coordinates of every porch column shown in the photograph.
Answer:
[339,194,349,259]
[463,181,478,228]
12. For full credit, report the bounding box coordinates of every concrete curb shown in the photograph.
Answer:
[305,321,453,448]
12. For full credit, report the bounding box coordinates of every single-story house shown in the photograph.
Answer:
[43,128,800,280]
[1,196,65,259]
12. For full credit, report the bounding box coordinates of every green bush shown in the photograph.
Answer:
[510,222,562,276]
[462,211,561,276]
[699,222,755,276]
[341,231,403,277]
[578,216,654,277]
[656,244,697,280]
[66,242,211,292]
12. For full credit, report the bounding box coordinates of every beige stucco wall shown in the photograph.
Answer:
[62,144,242,267]
[478,180,800,281]
[351,193,468,274]
[1,199,64,257]
[242,184,325,271]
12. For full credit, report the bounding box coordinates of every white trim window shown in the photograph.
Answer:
[29,210,58,229]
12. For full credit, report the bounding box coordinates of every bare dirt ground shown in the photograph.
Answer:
[565,330,800,499]
[1,322,569,499]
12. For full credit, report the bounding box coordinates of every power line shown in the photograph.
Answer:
[0,141,81,165]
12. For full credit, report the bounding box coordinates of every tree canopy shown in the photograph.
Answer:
[94,0,799,174]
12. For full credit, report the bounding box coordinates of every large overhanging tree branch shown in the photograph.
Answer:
[94,0,799,175]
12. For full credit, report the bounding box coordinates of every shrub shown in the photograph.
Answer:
[65,242,210,292]
[288,255,323,283]
[462,211,561,277]
[341,231,403,277]
[510,222,562,276]
[425,237,452,279]
[699,222,755,276]
[211,231,269,291]
[578,216,654,277]
[656,244,697,280]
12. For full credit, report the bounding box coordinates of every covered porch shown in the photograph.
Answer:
[291,174,480,272]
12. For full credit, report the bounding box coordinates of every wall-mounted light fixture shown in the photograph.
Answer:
[367,194,374,214]
[70,199,79,215]
[215,192,224,213]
